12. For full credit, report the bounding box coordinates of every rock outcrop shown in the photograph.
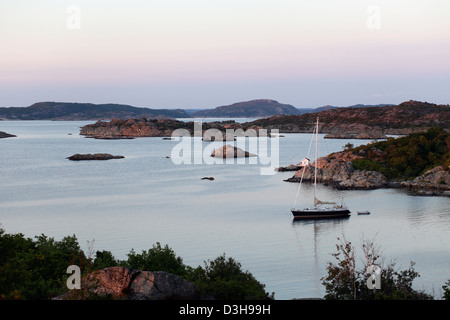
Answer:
[0,131,16,139]
[67,153,125,161]
[210,144,257,158]
[284,151,388,190]
[54,267,200,300]
[400,166,450,196]
[284,151,449,196]
[412,166,450,185]
[337,170,388,190]
[275,163,304,172]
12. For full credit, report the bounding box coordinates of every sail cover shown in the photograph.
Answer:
[314,197,336,206]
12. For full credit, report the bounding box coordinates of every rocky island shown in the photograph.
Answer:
[79,118,265,139]
[67,153,125,161]
[0,131,16,139]
[283,127,450,196]
[78,100,449,139]
[211,144,257,158]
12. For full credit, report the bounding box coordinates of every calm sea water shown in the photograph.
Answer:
[0,120,449,299]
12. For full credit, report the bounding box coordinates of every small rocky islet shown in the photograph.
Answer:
[67,153,125,161]
[0,131,16,139]
[210,144,257,158]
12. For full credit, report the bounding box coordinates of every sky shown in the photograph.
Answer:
[1,0,450,109]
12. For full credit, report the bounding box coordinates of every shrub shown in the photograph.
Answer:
[92,250,119,270]
[188,254,274,300]
[322,236,433,300]
[0,228,88,299]
[124,243,188,278]
[350,127,450,181]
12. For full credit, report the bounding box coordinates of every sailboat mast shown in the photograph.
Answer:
[313,117,319,205]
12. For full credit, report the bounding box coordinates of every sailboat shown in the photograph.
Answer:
[291,117,351,220]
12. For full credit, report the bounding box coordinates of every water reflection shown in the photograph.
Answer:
[291,217,351,255]
[291,216,350,230]
[289,216,351,297]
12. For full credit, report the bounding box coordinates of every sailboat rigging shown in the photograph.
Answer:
[291,117,351,220]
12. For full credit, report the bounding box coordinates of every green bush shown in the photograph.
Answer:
[188,254,274,300]
[351,127,450,181]
[92,250,119,270]
[0,228,88,299]
[124,242,188,278]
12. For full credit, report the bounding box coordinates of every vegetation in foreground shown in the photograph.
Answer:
[0,228,273,300]
[2,227,449,300]
[322,236,435,300]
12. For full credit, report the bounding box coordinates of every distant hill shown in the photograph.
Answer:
[248,100,450,134]
[77,100,450,140]
[192,99,300,118]
[0,102,190,120]
[296,103,395,115]
[183,109,210,116]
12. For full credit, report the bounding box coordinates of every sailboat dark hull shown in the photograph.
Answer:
[291,208,351,220]
[291,117,351,220]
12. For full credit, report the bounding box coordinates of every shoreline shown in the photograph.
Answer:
[284,177,450,197]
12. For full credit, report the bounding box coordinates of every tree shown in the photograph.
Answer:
[343,143,354,150]
[322,236,433,300]
[0,228,88,299]
[92,250,119,270]
[124,242,188,278]
[188,254,274,300]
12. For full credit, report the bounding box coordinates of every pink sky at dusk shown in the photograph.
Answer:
[1,0,449,108]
